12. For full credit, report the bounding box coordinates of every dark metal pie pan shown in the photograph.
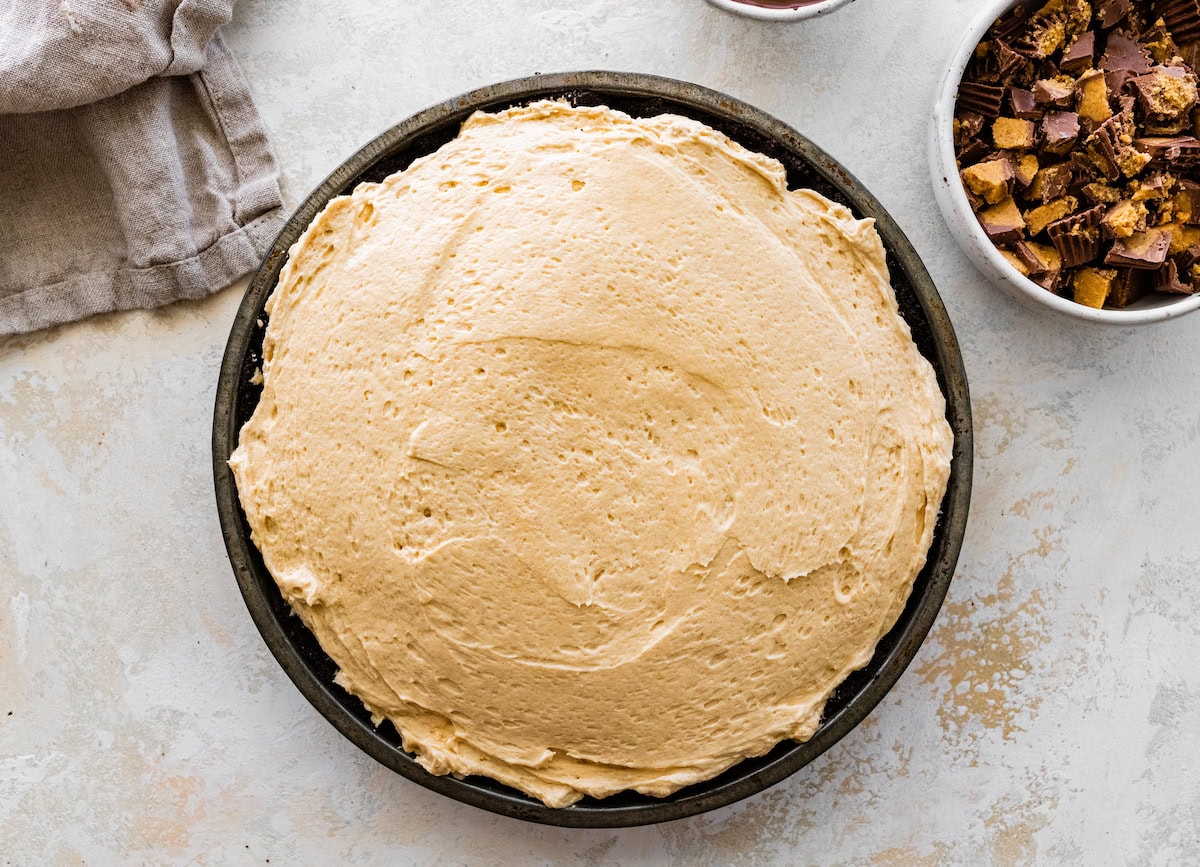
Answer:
[212,71,973,828]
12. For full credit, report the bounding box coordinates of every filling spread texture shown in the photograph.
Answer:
[230,102,954,807]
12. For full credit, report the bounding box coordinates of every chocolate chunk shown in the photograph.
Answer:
[959,140,993,166]
[958,82,1006,117]
[1042,111,1081,154]
[1062,31,1096,73]
[1104,227,1172,267]
[1159,0,1200,44]
[1136,135,1200,167]
[980,197,1027,244]
[1097,0,1132,28]
[1048,204,1105,266]
[1034,78,1076,106]
[1101,31,1153,76]
[1010,87,1043,119]
[1153,258,1194,292]
[1105,67,1137,95]
[954,112,986,147]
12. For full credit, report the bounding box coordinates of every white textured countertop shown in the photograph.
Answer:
[3,0,1199,863]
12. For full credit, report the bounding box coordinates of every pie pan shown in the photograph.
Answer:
[212,71,973,828]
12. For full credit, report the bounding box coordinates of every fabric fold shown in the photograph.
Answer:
[0,2,284,336]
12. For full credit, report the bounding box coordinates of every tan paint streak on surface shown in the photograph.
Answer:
[983,785,1057,865]
[916,530,1059,744]
[199,610,235,650]
[870,843,952,866]
[1009,488,1054,519]
[135,771,206,856]
[972,394,1024,458]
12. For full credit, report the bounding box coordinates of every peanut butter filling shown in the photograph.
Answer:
[230,102,953,807]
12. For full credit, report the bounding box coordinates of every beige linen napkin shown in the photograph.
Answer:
[0,0,285,335]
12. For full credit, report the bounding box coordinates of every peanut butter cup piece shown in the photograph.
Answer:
[1136,135,1200,167]
[1031,162,1075,200]
[1173,178,1200,221]
[954,112,986,148]
[993,117,1040,150]
[1013,11,1068,58]
[958,82,1006,118]
[995,39,1031,80]
[1072,266,1118,307]
[1000,248,1032,276]
[1026,196,1080,235]
[1097,0,1132,28]
[1076,69,1114,125]
[1152,257,1194,292]
[1010,87,1043,119]
[980,196,1028,244]
[1159,0,1200,43]
[962,158,1016,204]
[1165,219,1200,252]
[1048,204,1105,266]
[1103,199,1151,237]
[1107,267,1150,306]
[1035,77,1076,107]
[1104,227,1172,267]
[1082,181,1124,203]
[1141,17,1180,64]
[1016,153,1042,187]
[1042,110,1081,155]
[1015,238,1064,275]
[1132,66,1199,119]
[1062,31,1096,73]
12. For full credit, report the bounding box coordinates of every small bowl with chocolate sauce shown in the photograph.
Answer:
[930,0,1200,323]
[704,0,856,23]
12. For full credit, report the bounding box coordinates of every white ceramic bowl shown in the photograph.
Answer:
[929,0,1200,324]
[704,0,856,23]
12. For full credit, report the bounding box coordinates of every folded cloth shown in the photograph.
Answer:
[0,1,285,336]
